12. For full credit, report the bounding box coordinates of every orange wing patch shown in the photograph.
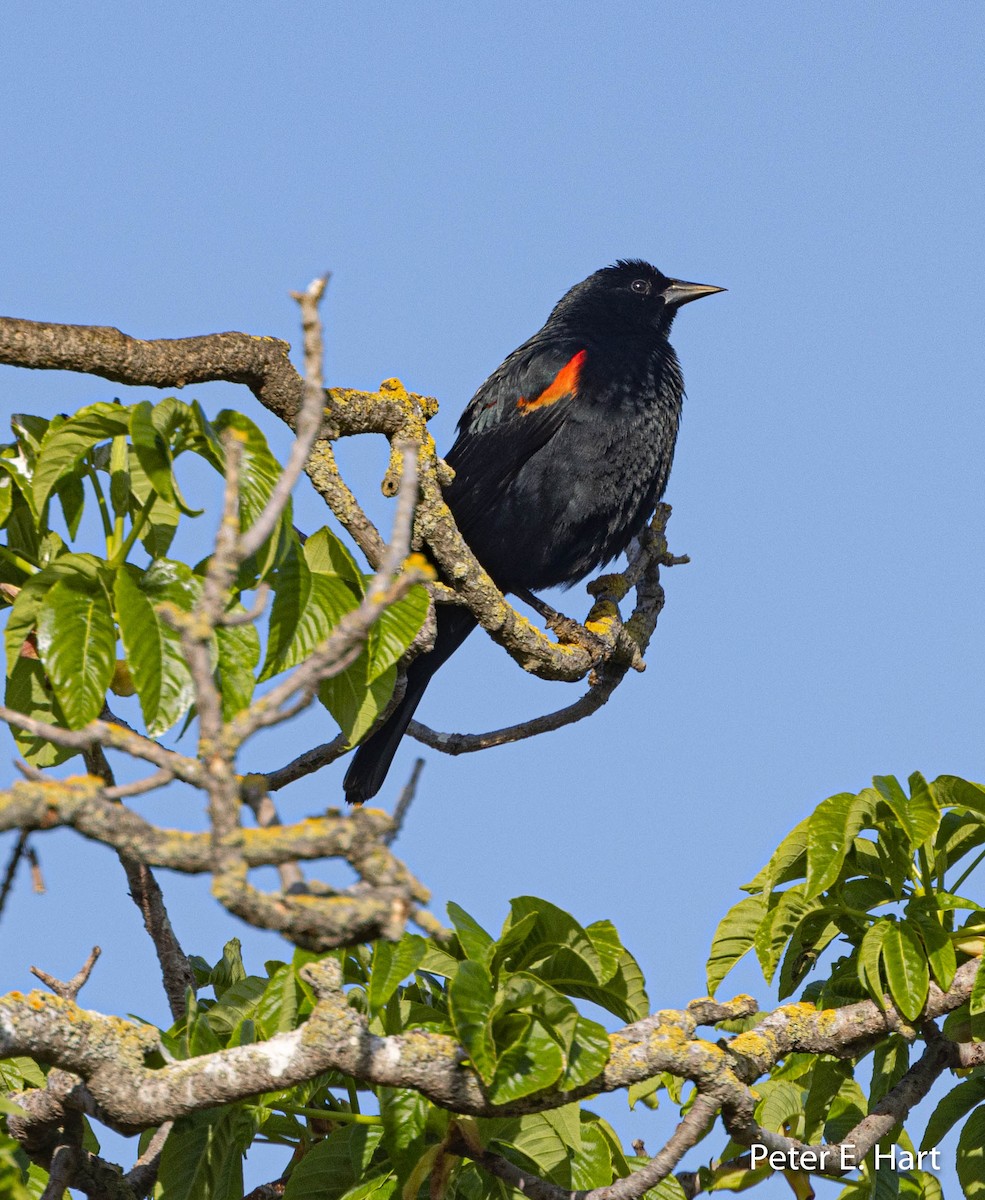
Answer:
[517,350,587,413]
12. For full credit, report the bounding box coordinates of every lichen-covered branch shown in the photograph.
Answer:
[1,958,979,1174]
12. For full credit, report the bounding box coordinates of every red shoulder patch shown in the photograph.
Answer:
[517,350,587,413]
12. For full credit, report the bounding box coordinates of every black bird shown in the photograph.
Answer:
[343,259,723,803]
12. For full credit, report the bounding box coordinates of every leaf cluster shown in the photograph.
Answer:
[0,400,428,758]
[109,903,652,1200]
[709,773,985,1196]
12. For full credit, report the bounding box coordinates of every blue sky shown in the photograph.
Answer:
[2,3,984,1194]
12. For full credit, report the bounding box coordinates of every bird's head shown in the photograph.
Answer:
[551,259,725,338]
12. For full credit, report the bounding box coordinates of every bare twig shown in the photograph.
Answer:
[30,946,101,1001]
[243,781,305,893]
[0,704,205,784]
[238,275,329,561]
[124,1121,173,1198]
[384,758,424,845]
[225,445,425,747]
[82,741,195,1021]
[265,734,348,791]
[0,829,29,919]
[102,769,174,801]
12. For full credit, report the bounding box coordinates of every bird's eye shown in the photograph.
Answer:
[630,279,651,295]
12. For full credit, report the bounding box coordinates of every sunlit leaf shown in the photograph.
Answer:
[215,615,259,720]
[707,894,765,994]
[32,401,131,516]
[35,576,116,728]
[260,548,360,681]
[957,1104,985,1199]
[448,903,495,966]
[368,935,427,1014]
[805,790,874,899]
[303,526,364,590]
[448,961,497,1083]
[114,562,197,735]
[368,585,430,681]
[881,923,928,1022]
[4,657,73,767]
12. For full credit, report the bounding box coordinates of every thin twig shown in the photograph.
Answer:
[103,769,174,801]
[244,784,305,892]
[31,946,101,1001]
[237,275,329,561]
[453,1093,717,1200]
[124,1120,173,1198]
[0,829,29,920]
[84,740,194,1021]
[384,758,424,845]
[265,734,348,791]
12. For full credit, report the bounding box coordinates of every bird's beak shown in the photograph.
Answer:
[663,279,727,307]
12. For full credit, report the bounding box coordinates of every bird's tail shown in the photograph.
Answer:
[343,604,478,804]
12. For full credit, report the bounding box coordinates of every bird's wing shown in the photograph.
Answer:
[443,340,587,530]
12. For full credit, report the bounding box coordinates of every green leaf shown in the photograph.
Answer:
[957,1104,985,1199]
[157,1105,255,1200]
[4,657,73,767]
[4,552,105,673]
[803,1057,850,1142]
[583,920,624,983]
[31,401,131,516]
[501,896,604,987]
[931,775,985,819]
[754,886,817,984]
[869,1035,909,1106]
[875,774,940,851]
[304,526,364,590]
[858,920,891,1008]
[215,616,259,720]
[114,564,194,735]
[911,912,957,991]
[569,1117,612,1189]
[921,1077,985,1151]
[745,815,811,896]
[488,1016,566,1103]
[707,894,765,994]
[320,656,397,747]
[448,902,495,965]
[260,548,361,680]
[210,938,247,998]
[368,585,430,681]
[881,922,929,1022]
[971,956,985,1039]
[448,960,497,1082]
[282,1125,384,1200]
[754,1079,806,1133]
[379,1088,429,1179]
[54,473,85,538]
[127,447,182,558]
[498,1112,569,1180]
[206,978,268,1037]
[130,400,176,503]
[213,409,294,579]
[805,790,874,898]
[368,935,427,1014]
[559,1015,610,1088]
[35,576,116,727]
[563,946,649,1024]
[108,434,129,520]
[255,963,301,1037]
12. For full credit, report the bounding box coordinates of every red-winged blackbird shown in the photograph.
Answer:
[343,260,723,803]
